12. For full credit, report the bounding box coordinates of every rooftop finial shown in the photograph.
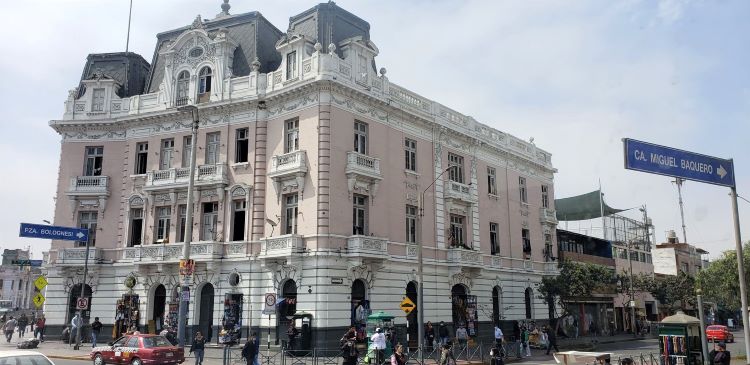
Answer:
[191,15,204,29]
[220,0,231,15]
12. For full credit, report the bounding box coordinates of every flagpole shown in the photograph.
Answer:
[125,0,133,52]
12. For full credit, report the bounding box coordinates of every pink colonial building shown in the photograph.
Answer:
[45,1,558,345]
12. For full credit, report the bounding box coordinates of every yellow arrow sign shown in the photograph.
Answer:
[32,293,45,308]
[34,276,48,291]
[400,297,415,314]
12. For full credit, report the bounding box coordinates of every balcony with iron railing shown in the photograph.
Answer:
[67,176,109,196]
[444,180,476,204]
[143,163,228,190]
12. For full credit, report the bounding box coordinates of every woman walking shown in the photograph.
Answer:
[190,331,206,365]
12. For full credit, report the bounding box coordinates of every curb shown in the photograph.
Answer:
[47,355,91,361]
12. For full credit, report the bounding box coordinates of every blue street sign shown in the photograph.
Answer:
[623,138,735,187]
[11,259,43,267]
[19,223,89,242]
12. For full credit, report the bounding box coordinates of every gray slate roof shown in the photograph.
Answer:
[78,52,150,98]
[288,1,371,59]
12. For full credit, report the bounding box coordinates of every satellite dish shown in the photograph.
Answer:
[266,218,277,227]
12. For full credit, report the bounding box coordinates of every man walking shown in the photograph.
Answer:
[3,316,17,343]
[17,313,28,338]
[91,317,103,347]
[370,327,386,365]
[545,322,560,355]
[438,321,450,346]
[34,315,46,342]
[70,313,82,345]
[494,323,504,347]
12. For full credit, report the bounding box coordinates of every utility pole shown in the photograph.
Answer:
[730,187,750,363]
[673,178,688,244]
[73,234,91,350]
[177,105,200,348]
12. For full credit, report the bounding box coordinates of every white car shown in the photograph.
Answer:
[0,350,56,365]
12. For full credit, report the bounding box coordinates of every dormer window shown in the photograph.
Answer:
[286,51,297,80]
[92,88,105,112]
[176,71,190,106]
[198,66,212,103]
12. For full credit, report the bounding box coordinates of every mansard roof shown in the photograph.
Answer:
[144,11,284,93]
[78,52,150,98]
[287,1,371,59]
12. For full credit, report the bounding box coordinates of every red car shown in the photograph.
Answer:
[91,334,184,365]
[706,325,734,343]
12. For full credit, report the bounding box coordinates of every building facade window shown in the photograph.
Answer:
[286,51,297,79]
[78,211,98,247]
[235,128,249,163]
[129,208,143,246]
[405,205,417,243]
[155,206,171,242]
[487,167,497,195]
[449,214,466,248]
[160,139,174,170]
[352,194,368,235]
[404,138,417,172]
[522,228,531,258]
[283,194,298,235]
[201,202,219,241]
[285,119,299,153]
[205,132,220,164]
[542,185,549,208]
[182,136,192,168]
[232,200,246,241]
[134,142,148,174]
[84,146,104,176]
[544,234,553,262]
[92,88,105,112]
[448,153,464,183]
[176,71,190,106]
[177,205,187,242]
[354,121,368,154]
[519,177,528,203]
[198,66,212,97]
[490,222,499,255]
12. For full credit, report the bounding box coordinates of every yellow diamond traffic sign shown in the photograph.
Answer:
[32,293,45,308]
[400,297,416,314]
[34,276,48,291]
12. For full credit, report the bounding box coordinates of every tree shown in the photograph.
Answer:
[537,260,616,320]
[641,272,696,314]
[696,243,750,312]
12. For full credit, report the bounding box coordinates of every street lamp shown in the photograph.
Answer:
[176,104,200,348]
[416,166,454,358]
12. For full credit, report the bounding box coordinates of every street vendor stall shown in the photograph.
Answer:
[658,311,705,365]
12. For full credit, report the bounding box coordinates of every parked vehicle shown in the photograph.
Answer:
[90,334,184,365]
[706,325,734,343]
[0,350,55,364]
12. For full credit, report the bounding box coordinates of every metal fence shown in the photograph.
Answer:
[223,343,488,365]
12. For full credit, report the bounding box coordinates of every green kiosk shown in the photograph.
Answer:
[364,311,395,364]
[658,311,705,365]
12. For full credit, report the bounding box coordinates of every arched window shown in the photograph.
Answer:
[176,71,190,106]
[492,286,502,325]
[198,66,212,103]
[525,287,534,319]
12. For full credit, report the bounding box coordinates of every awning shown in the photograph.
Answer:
[555,189,626,221]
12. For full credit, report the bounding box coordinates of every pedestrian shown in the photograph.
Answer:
[70,313,82,345]
[17,313,28,338]
[709,342,731,365]
[241,335,257,364]
[512,321,521,358]
[545,323,559,355]
[91,317,103,348]
[286,321,298,351]
[425,321,436,351]
[189,331,206,365]
[490,343,504,365]
[494,323,504,347]
[438,321,450,346]
[391,343,406,365]
[3,316,17,343]
[438,343,456,365]
[29,314,35,333]
[573,318,579,339]
[371,327,387,365]
[620,358,634,365]
[341,327,358,365]
[455,325,468,348]
[521,325,531,357]
[252,331,260,365]
[34,315,46,342]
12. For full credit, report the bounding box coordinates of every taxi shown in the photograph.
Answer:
[91,333,184,365]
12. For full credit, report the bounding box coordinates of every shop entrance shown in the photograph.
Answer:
[451,284,477,337]
[197,283,215,342]
[351,279,369,327]
[277,280,297,346]
[405,281,418,347]
[151,284,166,333]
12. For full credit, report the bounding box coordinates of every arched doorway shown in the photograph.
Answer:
[351,279,368,327]
[406,281,418,347]
[152,284,166,333]
[277,280,297,345]
[451,284,468,328]
[524,287,534,319]
[197,283,214,342]
[67,283,92,325]
[492,286,502,326]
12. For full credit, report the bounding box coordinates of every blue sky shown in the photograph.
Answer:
[0,0,747,258]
